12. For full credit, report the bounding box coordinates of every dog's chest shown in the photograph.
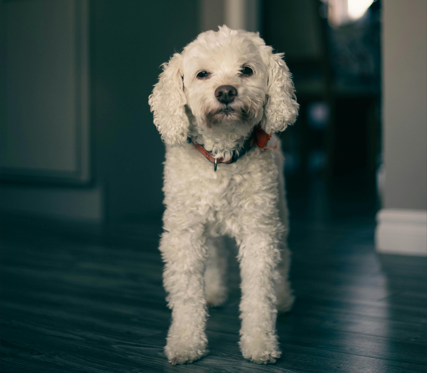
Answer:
[164,145,277,217]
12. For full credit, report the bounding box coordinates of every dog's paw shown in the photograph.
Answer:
[276,280,295,314]
[277,293,295,313]
[165,333,208,365]
[165,346,207,365]
[239,333,281,364]
[206,295,227,307]
[206,289,227,307]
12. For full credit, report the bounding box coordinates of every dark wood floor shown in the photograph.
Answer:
[1,175,426,373]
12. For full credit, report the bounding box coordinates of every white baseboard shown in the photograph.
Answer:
[375,209,427,256]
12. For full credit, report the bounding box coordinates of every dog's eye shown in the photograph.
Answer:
[196,71,210,79]
[240,66,253,76]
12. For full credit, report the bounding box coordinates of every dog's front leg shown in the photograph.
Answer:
[236,224,283,364]
[159,222,208,365]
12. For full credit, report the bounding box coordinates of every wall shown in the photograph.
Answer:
[0,0,200,223]
[376,0,427,255]
[382,0,427,211]
[0,0,98,222]
[92,0,199,222]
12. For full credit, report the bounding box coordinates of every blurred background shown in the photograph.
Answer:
[0,0,426,249]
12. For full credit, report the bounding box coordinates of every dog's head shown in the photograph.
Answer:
[149,26,299,146]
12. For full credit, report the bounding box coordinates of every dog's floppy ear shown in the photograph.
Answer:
[149,53,189,146]
[261,50,299,134]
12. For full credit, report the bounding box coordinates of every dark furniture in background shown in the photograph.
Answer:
[263,0,381,177]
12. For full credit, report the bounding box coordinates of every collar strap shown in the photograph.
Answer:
[189,124,272,171]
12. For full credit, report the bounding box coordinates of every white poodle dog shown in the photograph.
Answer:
[149,26,298,365]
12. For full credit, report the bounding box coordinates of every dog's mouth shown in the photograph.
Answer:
[219,106,236,118]
[206,105,254,126]
[212,105,235,116]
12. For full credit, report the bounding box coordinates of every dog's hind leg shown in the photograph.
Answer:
[273,143,295,313]
[276,241,295,313]
[205,236,228,307]
[275,185,295,313]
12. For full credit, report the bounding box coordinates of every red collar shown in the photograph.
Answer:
[190,125,272,171]
[192,142,234,165]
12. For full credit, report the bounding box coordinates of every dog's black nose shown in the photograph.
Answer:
[215,85,238,104]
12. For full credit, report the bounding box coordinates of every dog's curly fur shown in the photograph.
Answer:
[149,26,298,365]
